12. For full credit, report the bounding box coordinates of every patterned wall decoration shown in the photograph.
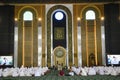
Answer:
[54,27,65,40]
[47,5,72,66]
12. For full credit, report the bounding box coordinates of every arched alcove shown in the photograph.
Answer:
[81,6,102,66]
[47,5,72,67]
[18,7,38,67]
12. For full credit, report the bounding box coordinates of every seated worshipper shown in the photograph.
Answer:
[12,68,19,77]
[58,69,64,76]
[80,67,87,76]
[34,70,41,76]
[58,64,62,71]
[74,66,81,75]
[42,66,50,75]
[19,66,26,76]
[34,66,44,76]
[110,67,118,76]
[65,66,74,76]
[97,66,105,75]
[24,67,32,76]
[104,66,112,75]
[68,71,74,76]
[2,68,9,77]
[0,69,2,77]
[88,67,96,76]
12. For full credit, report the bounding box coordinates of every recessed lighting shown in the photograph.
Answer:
[38,18,42,21]
[101,17,104,20]
[15,18,18,21]
[77,17,80,21]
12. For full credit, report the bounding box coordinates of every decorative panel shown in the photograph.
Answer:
[54,27,65,40]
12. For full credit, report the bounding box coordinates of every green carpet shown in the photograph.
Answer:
[0,70,120,80]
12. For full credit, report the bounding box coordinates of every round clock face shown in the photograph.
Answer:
[54,47,65,58]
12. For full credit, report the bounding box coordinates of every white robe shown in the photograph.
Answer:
[111,68,118,76]
[80,68,87,76]
[88,67,96,75]
[34,70,40,76]
[69,71,74,76]
[12,71,19,77]
[98,67,105,75]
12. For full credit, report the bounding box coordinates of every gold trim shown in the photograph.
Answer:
[94,20,98,65]
[80,5,101,19]
[18,6,38,20]
[86,20,88,66]
[23,21,25,66]
[31,20,33,66]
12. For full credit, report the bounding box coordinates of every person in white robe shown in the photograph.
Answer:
[98,66,105,75]
[19,68,25,76]
[34,71,40,76]
[110,67,118,76]
[80,67,87,76]
[68,66,74,76]
[74,66,81,75]
[12,70,19,77]
[2,68,9,77]
[68,71,74,76]
[57,64,62,71]
[0,69,2,77]
[104,67,110,75]
[88,67,96,75]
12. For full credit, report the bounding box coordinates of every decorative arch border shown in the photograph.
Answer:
[47,5,72,66]
[18,6,38,19]
[80,5,101,19]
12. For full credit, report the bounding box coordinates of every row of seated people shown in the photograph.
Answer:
[0,65,120,77]
[53,64,120,76]
[67,65,120,76]
[0,65,50,77]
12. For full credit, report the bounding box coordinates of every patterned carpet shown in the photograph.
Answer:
[1,70,120,80]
